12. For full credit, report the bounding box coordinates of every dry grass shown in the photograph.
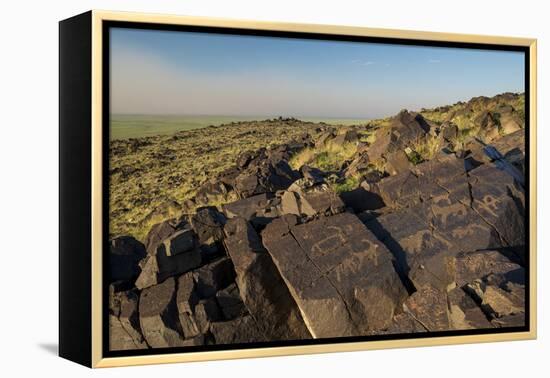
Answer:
[408,134,442,163]
[289,140,358,172]
[289,147,316,170]
[109,119,326,240]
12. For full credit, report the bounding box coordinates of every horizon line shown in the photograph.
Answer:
[110,91,525,121]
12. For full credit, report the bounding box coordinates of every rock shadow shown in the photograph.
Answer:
[362,216,416,295]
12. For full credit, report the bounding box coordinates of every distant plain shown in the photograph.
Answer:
[110,114,371,140]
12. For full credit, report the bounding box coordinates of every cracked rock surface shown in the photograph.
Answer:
[108,93,527,350]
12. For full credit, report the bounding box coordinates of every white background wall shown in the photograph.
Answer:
[1,0,547,375]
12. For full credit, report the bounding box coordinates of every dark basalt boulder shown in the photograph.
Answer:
[364,205,458,292]
[439,122,459,144]
[465,278,525,321]
[279,177,345,218]
[215,283,246,320]
[372,153,466,209]
[109,236,146,283]
[210,315,266,345]
[109,314,148,351]
[192,257,236,298]
[491,130,525,173]
[365,154,525,293]
[234,173,260,198]
[499,112,523,134]
[222,193,274,221]
[136,234,202,290]
[332,129,359,146]
[315,130,336,147]
[236,150,258,170]
[491,313,525,328]
[386,285,494,334]
[344,152,371,178]
[223,217,311,340]
[402,285,450,331]
[143,218,187,255]
[176,272,200,339]
[447,287,493,330]
[468,164,526,250]
[190,206,226,245]
[385,150,412,176]
[454,249,523,287]
[194,297,222,334]
[136,220,203,290]
[384,312,427,334]
[139,277,187,348]
[109,290,148,350]
[475,111,509,142]
[195,180,231,206]
[162,228,197,256]
[367,110,430,161]
[233,149,300,198]
[216,166,241,188]
[262,213,407,337]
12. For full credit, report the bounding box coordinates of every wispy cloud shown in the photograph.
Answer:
[351,59,375,66]
[428,59,441,63]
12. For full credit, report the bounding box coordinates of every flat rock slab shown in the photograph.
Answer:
[280,179,345,218]
[210,316,266,345]
[109,290,148,350]
[109,315,148,351]
[143,219,186,255]
[190,206,226,245]
[176,272,200,338]
[365,159,525,292]
[262,213,406,337]
[374,154,466,209]
[136,247,202,290]
[222,193,273,220]
[447,287,493,330]
[139,277,186,348]
[403,285,450,331]
[465,279,525,320]
[383,313,427,335]
[455,249,523,287]
[224,217,311,340]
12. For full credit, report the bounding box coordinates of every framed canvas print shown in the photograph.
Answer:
[59,10,537,368]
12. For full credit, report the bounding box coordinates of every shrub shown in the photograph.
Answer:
[289,140,358,172]
[332,176,360,194]
[408,134,441,163]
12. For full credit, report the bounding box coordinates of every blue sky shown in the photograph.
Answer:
[110,28,525,118]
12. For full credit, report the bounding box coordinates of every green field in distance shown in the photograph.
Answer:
[110,114,370,140]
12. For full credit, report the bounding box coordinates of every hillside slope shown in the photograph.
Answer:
[108,91,526,350]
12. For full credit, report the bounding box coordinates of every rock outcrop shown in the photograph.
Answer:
[108,92,527,350]
[139,277,187,348]
[109,236,146,285]
[224,217,311,340]
[367,110,430,162]
[279,177,345,218]
[262,213,407,337]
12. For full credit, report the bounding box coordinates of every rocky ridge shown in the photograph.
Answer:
[108,93,526,350]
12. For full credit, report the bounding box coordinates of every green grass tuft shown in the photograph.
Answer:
[332,176,360,194]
